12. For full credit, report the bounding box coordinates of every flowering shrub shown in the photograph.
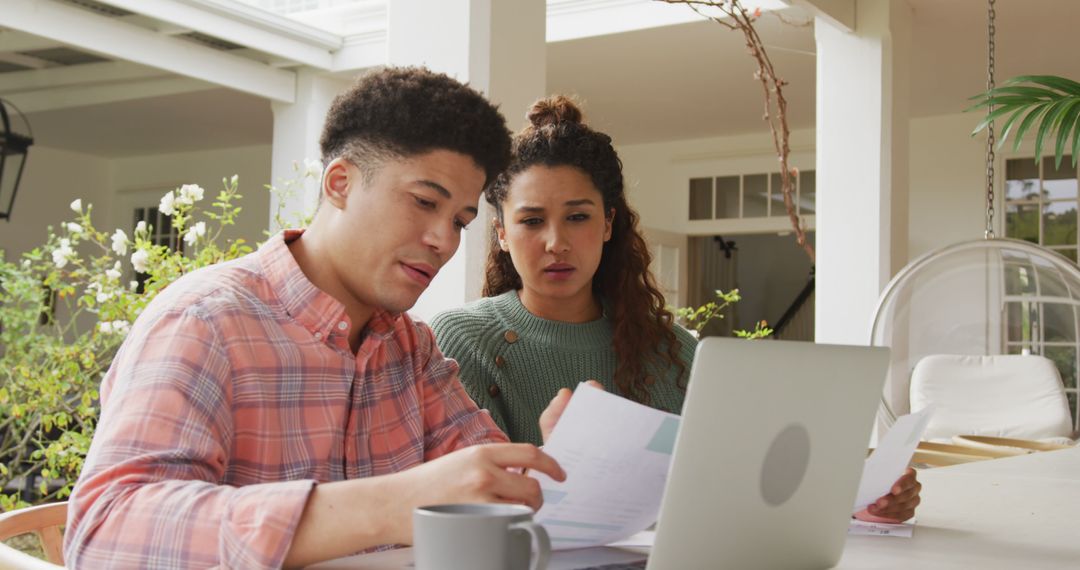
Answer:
[0,176,254,510]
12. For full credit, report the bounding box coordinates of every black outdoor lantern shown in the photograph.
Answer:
[0,97,33,221]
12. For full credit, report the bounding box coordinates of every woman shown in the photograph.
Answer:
[432,96,921,524]
[431,95,695,446]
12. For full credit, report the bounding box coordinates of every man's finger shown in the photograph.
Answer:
[483,443,566,482]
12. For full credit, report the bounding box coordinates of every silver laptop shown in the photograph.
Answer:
[647,337,889,569]
[556,338,889,570]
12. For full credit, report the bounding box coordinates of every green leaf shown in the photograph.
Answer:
[1013,103,1052,152]
[1036,99,1073,162]
[1071,110,1080,167]
[1052,99,1080,168]
[1008,75,1080,94]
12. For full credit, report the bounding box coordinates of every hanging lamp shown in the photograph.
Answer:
[0,97,33,221]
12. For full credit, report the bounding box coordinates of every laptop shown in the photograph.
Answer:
[558,337,889,570]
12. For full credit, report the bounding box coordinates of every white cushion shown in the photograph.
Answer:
[910,354,1073,441]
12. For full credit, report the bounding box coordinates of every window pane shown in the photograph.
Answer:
[770,172,784,218]
[1044,157,1078,200]
[1043,345,1077,390]
[689,177,713,220]
[743,174,768,218]
[1052,247,1078,263]
[1043,155,1076,180]
[1005,158,1040,201]
[1043,201,1077,246]
[1042,304,1077,343]
[1004,262,1037,295]
[1005,203,1039,243]
[1005,301,1037,343]
[715,176,740,218]
[799,170,816,214]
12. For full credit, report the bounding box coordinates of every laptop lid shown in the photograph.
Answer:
[648,338,888,569]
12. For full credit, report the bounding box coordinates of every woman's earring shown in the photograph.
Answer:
[499,240,509,251]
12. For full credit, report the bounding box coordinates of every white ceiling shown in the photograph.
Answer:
[11,0,1080,157]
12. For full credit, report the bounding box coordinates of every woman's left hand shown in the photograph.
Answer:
[853,467,922,523]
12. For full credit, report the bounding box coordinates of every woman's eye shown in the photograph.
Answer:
[521,217,542,226]
[414,196,436,209]
[454,219,469,231]
[568,213,590,222]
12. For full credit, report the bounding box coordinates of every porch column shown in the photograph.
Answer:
[813,0,911,344]
[389,0,547,320]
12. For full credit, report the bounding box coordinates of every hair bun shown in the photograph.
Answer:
[526,95,583,129]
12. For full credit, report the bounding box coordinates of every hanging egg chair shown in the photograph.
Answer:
[869,237,1080,437]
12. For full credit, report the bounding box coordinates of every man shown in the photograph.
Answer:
[65,67,565,569]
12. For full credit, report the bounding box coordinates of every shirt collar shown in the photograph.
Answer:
[257,230,404,343]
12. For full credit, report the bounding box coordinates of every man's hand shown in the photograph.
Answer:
[539,380,604,443]
[387,443,565,544]
[854,467,921,523]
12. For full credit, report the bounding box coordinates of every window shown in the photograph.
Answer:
[131,206,181,293]
[1002,155,1080,430]
[688,170,815,221]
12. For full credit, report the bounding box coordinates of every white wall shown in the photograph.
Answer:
[0,146,111,260]
[908,113,993,259]
[110,145,272,246]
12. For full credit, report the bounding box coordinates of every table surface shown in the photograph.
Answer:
[311,447,1080,569]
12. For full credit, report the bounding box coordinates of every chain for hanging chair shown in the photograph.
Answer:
[984,0,997,239]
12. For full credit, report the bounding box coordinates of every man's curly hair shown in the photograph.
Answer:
[319,67,511,187]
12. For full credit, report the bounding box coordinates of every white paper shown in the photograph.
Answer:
[532,383,679,550]
[847,518,915,538]
[853,406,935,512]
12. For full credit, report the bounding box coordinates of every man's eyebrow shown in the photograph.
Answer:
[414,179,478,215]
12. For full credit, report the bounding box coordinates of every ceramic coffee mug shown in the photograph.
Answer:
[413,503,550,570]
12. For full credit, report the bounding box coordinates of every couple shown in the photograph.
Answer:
[64,67,919,569]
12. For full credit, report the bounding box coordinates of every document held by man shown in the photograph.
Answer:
[853,405,935,513]
[531,383,679,550]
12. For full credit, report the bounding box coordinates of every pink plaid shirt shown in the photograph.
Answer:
[64,230,507,569]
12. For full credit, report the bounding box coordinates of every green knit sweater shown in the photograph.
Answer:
[431,290,697,446]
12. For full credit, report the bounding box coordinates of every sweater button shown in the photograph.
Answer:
[488,384,501,397]
[503,330,519,344]
[644,375,656,386]
[495,355,506,368]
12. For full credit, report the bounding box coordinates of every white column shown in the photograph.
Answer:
[814,0,911,345]
[390,0,546,321]
[269,68,348,231]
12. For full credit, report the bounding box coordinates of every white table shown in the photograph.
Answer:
[313,447,1080,569]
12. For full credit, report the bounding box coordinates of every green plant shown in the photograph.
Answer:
[970,75,1080,168]
[675,288,773,340]
[0,177,253,510]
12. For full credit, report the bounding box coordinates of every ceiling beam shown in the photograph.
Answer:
[7,76,214,113]
[0,61,168,94]
[1,0,296,103]
[790,0,855,32]
[0,28,57,52]
[95,0,339,69]
[0,51,56,70]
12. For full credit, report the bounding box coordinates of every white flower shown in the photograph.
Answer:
[110,320,131,335]
[230,174,239,186]
[179,184,205,203]
[70,199,82,212]
[106,267,122,281]
[130,280,139,291]
[98,321,113,334]
[159,191,177,216]
[303,158,323,179]
[66,222,83,235]
[135,220,148,238]
[110,228,128,256]
[96,290,110,303]
[52,239,75,269]
[131,249,150,273]
[183,221,207,246]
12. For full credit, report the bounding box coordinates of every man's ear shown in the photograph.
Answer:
[322,157,356,210]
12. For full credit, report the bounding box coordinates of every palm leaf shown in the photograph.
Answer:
[970,75,1080,168]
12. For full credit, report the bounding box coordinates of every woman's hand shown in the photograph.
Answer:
[538,380,604,443]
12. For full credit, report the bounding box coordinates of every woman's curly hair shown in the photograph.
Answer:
[483,95,686,403]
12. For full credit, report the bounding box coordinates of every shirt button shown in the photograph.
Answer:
[495,355,506,368]
[503,330,519,344]
[488,384,501,397]
[314,331,323,340]
[338,321,348,331]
